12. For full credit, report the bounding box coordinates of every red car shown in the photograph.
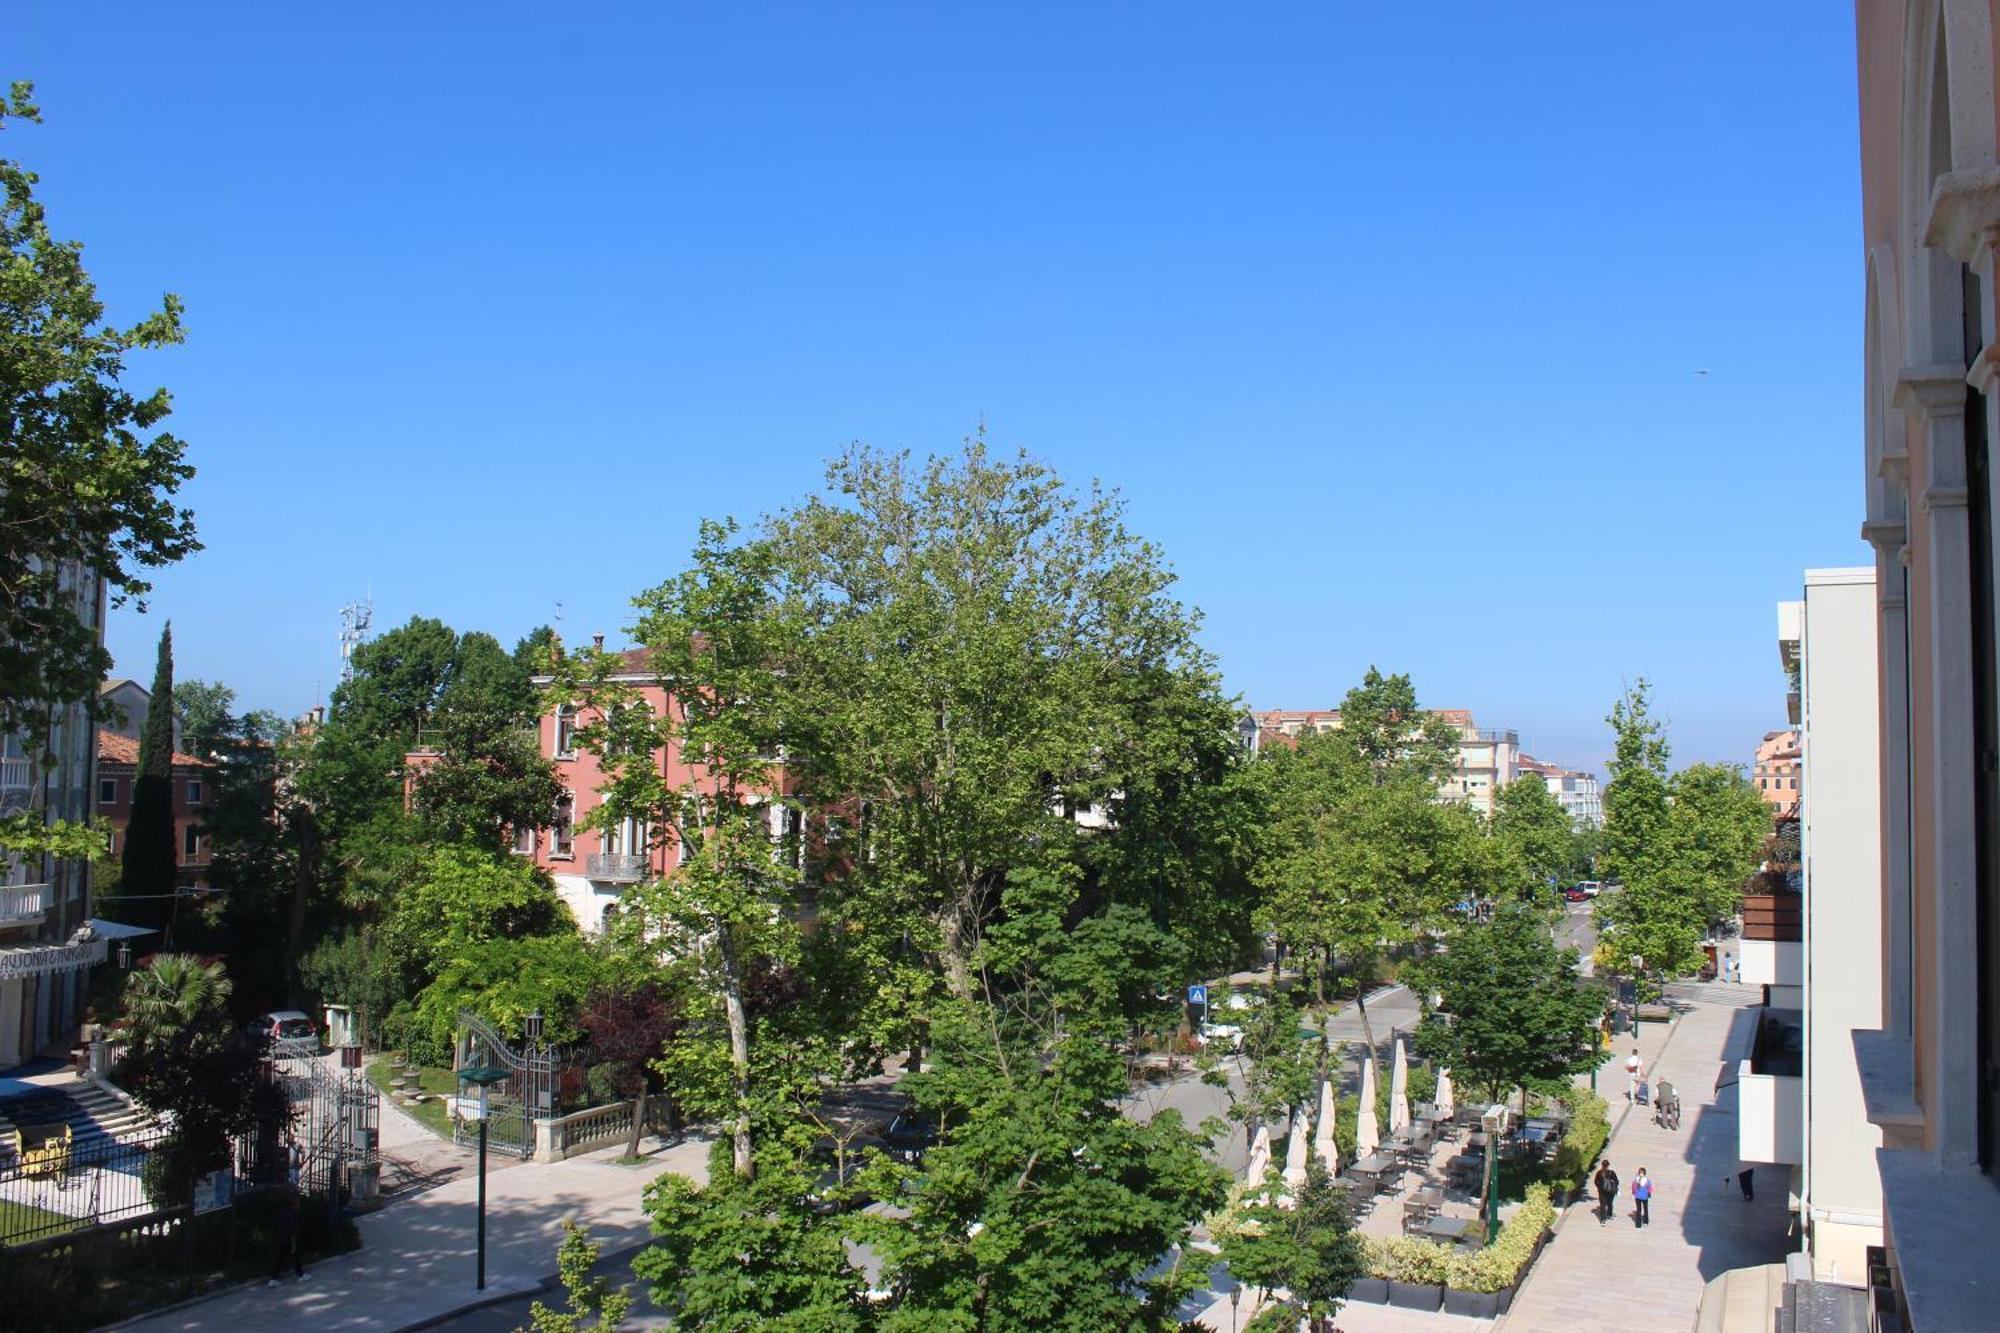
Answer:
[1564,887,1591,903]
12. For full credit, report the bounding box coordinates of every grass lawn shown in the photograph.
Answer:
[0,1196,83,1246]
[365,1057,462,1141]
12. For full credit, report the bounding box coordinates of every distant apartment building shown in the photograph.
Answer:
[0,565,113,1070]
[1516,753,1604,829]
[1753,728,1802,819]
[96,730,214,891]
[1242,707,1523,816]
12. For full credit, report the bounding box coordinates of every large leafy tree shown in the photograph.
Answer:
[1596,682,1767,981]
[1490,773,1575,899]
[0,83,198,744]
[560,520,812,1179]
[1221,1157,1365,1329]
[765,440,1220,1004]
[1252,669,1473,1025]
[120,623,180,938]
[858,868,1229,1332]
[1410,904,1601,1107]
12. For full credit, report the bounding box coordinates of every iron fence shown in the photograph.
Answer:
[0,1121,176,1248]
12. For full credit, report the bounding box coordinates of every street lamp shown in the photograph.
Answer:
[1481,1103,1511,1246]
[1630,954,1645,1033]
[458,1065,510,1291]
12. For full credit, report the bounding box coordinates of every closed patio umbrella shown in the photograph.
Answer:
[1282,1107,1311,1194]
[1356,1055,1380,1159]
[1313,1077,1340,1174]
[1436,1067,1455,1119]
[1390,1037,1411,1135]
[1245,1122,1272,1188]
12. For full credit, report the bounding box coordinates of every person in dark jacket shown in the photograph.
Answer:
[267,1187,306,1286]
[1593,1160,1620,1223]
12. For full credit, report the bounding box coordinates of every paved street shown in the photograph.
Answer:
[113,1133,713,1333]
[1500,981,1794,1332]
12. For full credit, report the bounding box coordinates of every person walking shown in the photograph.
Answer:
[1626,1048,1645,1102]
[1593,1160,1620,1223]
[1631,1167,1653,1227]
[267,1186,306,1287]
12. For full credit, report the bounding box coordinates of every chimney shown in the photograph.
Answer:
[592,633,605,652]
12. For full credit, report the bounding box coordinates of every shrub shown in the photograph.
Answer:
[1445,1183,1556,1293]
[1547,1088,1610,1195]
[1367,1235,1453,1285]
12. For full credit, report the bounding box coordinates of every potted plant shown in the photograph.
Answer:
[1379,1237,1449,1310]
[1441,1183,1556,1316]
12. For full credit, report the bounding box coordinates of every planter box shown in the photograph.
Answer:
[1386,1280,1443,1311]
[1443,1287,1502,1318]
[1349,1276,1389,1305]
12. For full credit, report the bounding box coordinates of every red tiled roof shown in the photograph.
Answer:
[97,730,208,769]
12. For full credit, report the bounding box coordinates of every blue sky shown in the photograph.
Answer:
[16,4,1860,773]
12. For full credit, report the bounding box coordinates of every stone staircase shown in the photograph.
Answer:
[0,1079,155,1156]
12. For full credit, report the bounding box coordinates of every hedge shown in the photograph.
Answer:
[1365,1183,1556,1294]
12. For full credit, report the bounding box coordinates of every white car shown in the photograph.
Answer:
[1199,1021,1245,1050]
[249,1010,320,1058]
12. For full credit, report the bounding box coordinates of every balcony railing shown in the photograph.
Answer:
[0,936,106,981]
[1742,892,1802,943]
[585,852,649,883]
[0,882,51,926]
[0,756,29,792]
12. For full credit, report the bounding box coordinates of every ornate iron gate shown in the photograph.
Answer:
[453,1011,557,1159]
[272,1047,380,1196]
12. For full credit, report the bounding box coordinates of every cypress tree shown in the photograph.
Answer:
[122,623,179,938]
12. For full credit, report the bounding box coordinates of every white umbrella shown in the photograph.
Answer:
[1355,1056,1380,1159]
[1245,1122,1272,1188]
[1314,1077,1340,1174]
[1436,1067,1455,1120]
[1390,1037,1410,1135]
[1282,1107,1311,1193]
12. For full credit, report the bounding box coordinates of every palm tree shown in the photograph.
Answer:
[122,953,231,1054]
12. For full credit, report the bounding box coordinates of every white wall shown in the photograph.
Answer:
[1800,568,1885,1282]
[1740,938,1803,988]
[1739,1064,1804,1165]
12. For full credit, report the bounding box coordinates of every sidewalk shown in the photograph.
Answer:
[1500,983,1793,1332]
[115,1133,713,1333]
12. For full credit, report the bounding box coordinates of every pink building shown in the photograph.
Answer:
[1753,728,1801,819]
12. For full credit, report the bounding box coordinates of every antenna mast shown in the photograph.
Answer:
[338,598,374,685]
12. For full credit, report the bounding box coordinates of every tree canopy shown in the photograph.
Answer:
[0,84,197,742]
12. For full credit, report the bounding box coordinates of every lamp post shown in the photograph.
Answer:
[458,1065,510,1291]
[1630,955,1645,1033]
[1481,1103,1510,1246]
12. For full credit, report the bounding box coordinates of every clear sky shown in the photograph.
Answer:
[16,4,1861,774]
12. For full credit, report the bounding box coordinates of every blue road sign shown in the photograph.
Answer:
[1187,984,1208,1005]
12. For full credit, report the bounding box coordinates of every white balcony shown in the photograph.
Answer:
[1738,1061,1803,1165]
[0,936,106,982]
[0,882,50,926]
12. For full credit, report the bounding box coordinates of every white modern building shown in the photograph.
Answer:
[1518,753,1604,828]
[1737,570,1885,1284]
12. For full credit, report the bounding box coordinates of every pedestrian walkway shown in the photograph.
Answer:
[114,1133,713,1333]
[1500,983,1794,1332]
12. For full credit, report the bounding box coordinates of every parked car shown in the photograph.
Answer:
[1199,1020,1245,1050]
[1573,881,1603,898]
[882,1111,938,1164]
[247,1010,320,1057]
[1564,886,1591,903]
[805,1136,886,1213]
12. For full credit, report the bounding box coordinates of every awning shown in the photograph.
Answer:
[87,919,158,940]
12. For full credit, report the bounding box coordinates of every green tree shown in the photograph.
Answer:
[1666,763,1770,926]
[764,440,1217,1004]
[0,84,198,743]
[173,679,237,759]
[522,1221,631,1333]
[556,522,808,1177]
[1220,1157,1364,1326]
[1410,905,1602,1108]
[1336,666,1462,784]
[398,931,605,1062]
[122,951,230,1052]
[1490,774,1575,899]
[382,846,568,984]
[1595,681,1698,981]
[120,624,180,939]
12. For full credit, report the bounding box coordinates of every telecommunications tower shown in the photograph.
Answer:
[338,598,374,685]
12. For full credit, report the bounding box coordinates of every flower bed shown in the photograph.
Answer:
[1351,1183,1557,1316]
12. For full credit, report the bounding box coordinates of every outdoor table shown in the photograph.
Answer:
[1420,1214,1473,1243]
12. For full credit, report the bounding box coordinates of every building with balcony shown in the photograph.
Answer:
[95,730,214,892]
[0,565,112,1071]
[1847,6,2000,1326]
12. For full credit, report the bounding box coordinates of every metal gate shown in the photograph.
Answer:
[453,1011,556,1159]
[272,1047,380,1195]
